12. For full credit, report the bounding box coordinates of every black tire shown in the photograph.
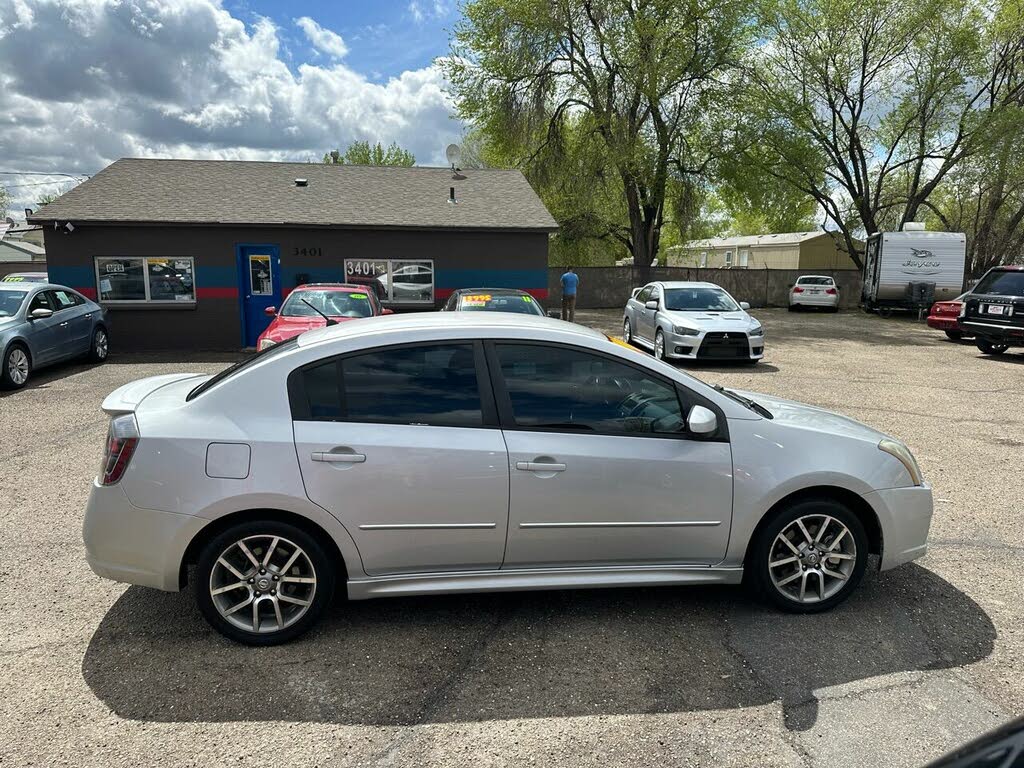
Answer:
[829,306,839,313]
[750,498,869,614]
[654,329,666,361]
[195,519,336,646]
[87,326,109,362]
[944,329,962,341]
[976,339,1008,355]
[1,343,31,390]
[622,318,633,345]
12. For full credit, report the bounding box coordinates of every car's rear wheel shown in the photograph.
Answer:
[88,327,109,362]
[976,340,1008,355]
[1,343,31,390]
[751,499,868,613]
[945,329,962,340]
[195,520,335,645]
[622,318,633,345]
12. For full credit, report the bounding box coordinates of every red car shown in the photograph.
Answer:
[256,283,391,350]
[927,292,972,340]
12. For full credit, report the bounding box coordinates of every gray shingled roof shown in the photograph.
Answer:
[28,158,558,232]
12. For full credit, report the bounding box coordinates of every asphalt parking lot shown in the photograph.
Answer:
[1,308,1021,768]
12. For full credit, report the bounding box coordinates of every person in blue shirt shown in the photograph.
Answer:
[560,266,579,322]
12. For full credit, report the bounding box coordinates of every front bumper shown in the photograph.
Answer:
[664,330,764,361]
[83,480,206,591]
[863,484,933,571]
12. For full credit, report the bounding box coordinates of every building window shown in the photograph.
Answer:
[699,251,708,268]
[95,257,195,303]
[343,259,434,303]
[738,249,750,268]
[724,251,733,267]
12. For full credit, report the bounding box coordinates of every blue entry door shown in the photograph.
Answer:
[237,245,281,347]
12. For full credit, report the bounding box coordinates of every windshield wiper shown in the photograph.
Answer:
[713,385,773,419]
[302,299,339,327]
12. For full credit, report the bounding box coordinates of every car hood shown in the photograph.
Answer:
[732,389,888,442]
[263,315,362,342]
[661,309,757,331]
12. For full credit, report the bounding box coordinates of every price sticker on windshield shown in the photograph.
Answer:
[464,294,491,305]
[349,293,367,299]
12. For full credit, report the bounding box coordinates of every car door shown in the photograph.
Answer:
[42,289,84,360]
[630,285,653,343]
[24,290,60,364]
[490,341,733,568]
[640,284,662,341]
[50,289,92,355]
[291,341,510,576]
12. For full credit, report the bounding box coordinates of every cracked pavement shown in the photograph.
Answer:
[0,309,1020,767]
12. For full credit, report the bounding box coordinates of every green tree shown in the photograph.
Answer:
[0,185,9,219]
[447,0,749,268]
[742,0,1023,268]
[36,193,59,207]
[322,140,415,166]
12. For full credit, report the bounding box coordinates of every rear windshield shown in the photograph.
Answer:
[797,277,834,285]
[187,337,300,400]
[458,293,544,315]
[973,269,1024,296]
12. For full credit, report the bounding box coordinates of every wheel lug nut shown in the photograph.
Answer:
[248,578,254,584]
[271,589,276,595]
[254,591,261,596]
[259,569,266,575]
[272,575,279,581]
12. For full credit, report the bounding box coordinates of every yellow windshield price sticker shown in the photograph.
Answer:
[464,294,491,305]
[522,295,533,302]
[350,293,367,299]
[2,276,24,282]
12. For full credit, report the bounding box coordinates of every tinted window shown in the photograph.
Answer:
[974,269,1024,296]
[797,277,834,286]
[495,343,684,434]
[50,289,80,310]
[187,337,301,400]
[300,344,483,427]
[28,291,53,313]
[635,286,652,303]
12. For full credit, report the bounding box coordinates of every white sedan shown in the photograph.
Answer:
[83,313,931,645]
[789,275,840,311]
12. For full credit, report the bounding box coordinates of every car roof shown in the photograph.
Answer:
[796,274,835,279]
[292,283,370,292]
[454,287,531,296]
[991,265,1024,271]
[0,281,68,293]
[653,281,723,289]
[299,310,602,348]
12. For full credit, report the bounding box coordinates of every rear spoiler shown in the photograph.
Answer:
[100,373,206,416]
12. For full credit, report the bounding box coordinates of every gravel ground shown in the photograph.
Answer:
[1,308,1021,768]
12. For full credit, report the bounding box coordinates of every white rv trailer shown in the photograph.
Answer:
[861,226,966,312]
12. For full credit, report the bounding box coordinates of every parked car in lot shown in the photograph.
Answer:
[958,265,1024,356]
[441,288,545,316]
[927,292,972,340]
[83,313,931,645]
[1,272,49,283]
[788,275,840,311]
[256,283,391,351]
[1,283,109,389]
[623,281,764,363]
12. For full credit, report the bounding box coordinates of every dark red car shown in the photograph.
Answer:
[927,292,971,340]
[256,283,391,350]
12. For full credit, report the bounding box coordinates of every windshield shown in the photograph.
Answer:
[973,270,1024,296]
[0,289,28,318]
[664,287,740,312]
[797,277,834,286]
[458,293,544,315]
[281,289,373,319]
[187,337,300,400]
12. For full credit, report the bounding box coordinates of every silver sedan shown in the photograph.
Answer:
[1,283,109,389]
[83,313,931,645]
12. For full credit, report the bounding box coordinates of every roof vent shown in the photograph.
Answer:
[448,186,457,204]
[294,178,308,187]
[903,222,926,231]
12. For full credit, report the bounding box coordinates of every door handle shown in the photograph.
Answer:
[60,322,69,327]
[312,451,366,463]
[516,461,566,472]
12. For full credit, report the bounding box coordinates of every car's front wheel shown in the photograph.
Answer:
[751,499,868,613]
[195,520,335,645]
[654,329,666,361]
[622,318,633,345]
[1,343,31,390]
[977,340,1008,355]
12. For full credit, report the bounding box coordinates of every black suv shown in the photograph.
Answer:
[958,265,1024,355]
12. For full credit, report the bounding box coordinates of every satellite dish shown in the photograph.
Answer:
[445,143,462,167]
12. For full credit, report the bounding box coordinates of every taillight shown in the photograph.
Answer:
[100,414,139,485]
[826,288,837,295]
[793,287,804,293]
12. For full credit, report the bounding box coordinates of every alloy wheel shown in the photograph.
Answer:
[654,331,665,360]
[209,534,317,634]
[94,330,108,359]
[8,348,29,385]
[768,514,857,604]
[623,319,631,344]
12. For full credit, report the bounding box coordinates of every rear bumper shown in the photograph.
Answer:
[83,480,206,591]
[789,293,838,307]
[864,484,933,571]
[926,316,959,330]
[959,320,1024,343]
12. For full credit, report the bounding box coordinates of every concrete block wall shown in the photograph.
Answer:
[548,267,863,309]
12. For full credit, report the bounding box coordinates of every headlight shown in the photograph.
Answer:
[878,439,923,486]
[257,338,277,351]
[673,325,700,336]
[749,324,764,337]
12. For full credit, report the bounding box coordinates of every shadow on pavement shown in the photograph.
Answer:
[83,564,993,731]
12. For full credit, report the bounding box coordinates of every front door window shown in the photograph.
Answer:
[249,255,273,296]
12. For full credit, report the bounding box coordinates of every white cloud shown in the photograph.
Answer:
[408,1,451,23]
[0,0,461,218]
[294,15,348,59]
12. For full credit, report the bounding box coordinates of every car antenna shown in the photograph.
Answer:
[301,298,338,326]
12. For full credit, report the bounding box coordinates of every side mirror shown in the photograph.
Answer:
[687,405,718,436]
[739,301,751,310]
[29,308,53,320]
[263,306,276,317]
[547,309,561,319]
[381,308,395,315]
[645,300,659,310]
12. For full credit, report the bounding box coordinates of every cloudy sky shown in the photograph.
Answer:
[0,0,464,218]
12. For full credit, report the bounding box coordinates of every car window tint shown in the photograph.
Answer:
[301,344,483,427]
[51,290,77,310]
[494,343,684,435]
[636,286,652,303]
[28,291,53,313]
[797,277,833,286]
